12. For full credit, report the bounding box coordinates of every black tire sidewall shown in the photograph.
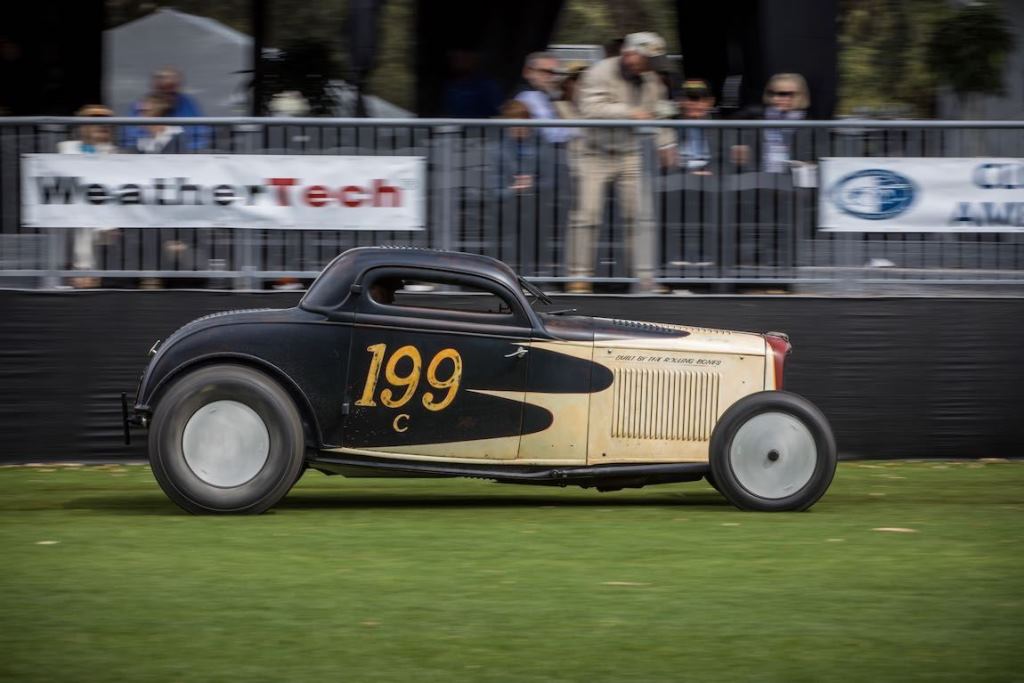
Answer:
[709,391,837,512]
[149,364,305,514]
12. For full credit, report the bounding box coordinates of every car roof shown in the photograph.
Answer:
[299,247,523,311]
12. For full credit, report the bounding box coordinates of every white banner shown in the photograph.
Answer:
[22,154,425,230]
[820,157,1024,233]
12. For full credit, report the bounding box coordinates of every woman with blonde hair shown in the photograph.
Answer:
[732,73,810,173]
[760,73,809,172]
[763,73,810,111]
[57,104,117,154]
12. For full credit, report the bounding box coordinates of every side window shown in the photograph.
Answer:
[364,270,520,320]
[368,276,404,306]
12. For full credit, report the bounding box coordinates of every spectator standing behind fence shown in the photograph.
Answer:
[132,94,198,289]
[57,104,118,289]
[569,32,677,294]
[731,73,810,173]
[490,100,550,197]
[677,79,716,174]
[514,52,577,145]
[515,53,579,265]
[123,67,210,151]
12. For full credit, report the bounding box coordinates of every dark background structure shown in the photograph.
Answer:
[2,291,1020,462]
[1,0,839,117]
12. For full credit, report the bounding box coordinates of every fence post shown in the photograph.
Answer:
[837,127,862,295]
[719,127,737,291]
[44,229,62,289]
[233,122,263,290]
[434,125,460,253]
[240,230,258,291]
[637,126,660,289]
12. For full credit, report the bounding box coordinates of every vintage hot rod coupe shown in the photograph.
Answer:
[127,247,836,514]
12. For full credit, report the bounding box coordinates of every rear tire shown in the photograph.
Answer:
[709,391,836,512]
[148,364,305,514]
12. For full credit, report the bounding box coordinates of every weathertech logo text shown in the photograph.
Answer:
[34,176,404,208]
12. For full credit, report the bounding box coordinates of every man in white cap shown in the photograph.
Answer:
[568,32,677,293]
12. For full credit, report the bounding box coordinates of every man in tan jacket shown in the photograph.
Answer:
[568,32,677,293]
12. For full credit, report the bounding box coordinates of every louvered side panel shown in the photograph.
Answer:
[611,368,720,441]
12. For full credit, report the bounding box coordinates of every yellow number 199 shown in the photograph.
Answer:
[355,344,463,411]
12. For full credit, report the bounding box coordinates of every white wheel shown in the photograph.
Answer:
[728,411,817,499]
[182,400,271,488]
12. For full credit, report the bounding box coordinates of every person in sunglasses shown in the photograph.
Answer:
[676,79,716,174]
[731,73,810,173]
[514,52,576,145]
[514,53,579,268]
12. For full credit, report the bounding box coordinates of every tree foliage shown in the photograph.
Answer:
[552,0,679,53]
[926,1,1014,99]
[838,0,1015,117]
[837,0,954,117]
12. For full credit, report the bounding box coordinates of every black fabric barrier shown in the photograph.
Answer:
[1,290,1021,462]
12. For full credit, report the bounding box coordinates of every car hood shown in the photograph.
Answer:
[540,314,766,355]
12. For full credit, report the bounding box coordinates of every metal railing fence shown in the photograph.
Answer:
[1,117,1022,291]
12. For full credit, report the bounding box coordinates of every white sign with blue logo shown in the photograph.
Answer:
[820,158,1024,232]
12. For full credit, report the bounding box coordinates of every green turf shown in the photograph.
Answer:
[1,461,1022,682]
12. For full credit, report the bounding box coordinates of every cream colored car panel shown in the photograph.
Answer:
[517,341,592,464]
[588,328,768,465]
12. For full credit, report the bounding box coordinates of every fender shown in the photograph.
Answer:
[141,351,324,448]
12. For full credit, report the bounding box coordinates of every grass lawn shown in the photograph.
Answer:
[1,461,1022,682]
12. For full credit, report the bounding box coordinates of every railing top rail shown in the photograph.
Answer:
[2,116,1024,129]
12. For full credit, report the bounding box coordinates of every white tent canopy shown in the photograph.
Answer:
[103,8,411,118]
[104,8,252,116]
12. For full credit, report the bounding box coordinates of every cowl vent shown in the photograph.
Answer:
[607,319,679,335]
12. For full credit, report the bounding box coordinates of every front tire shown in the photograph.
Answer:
[709,391,836,512]
[148,364,306,514]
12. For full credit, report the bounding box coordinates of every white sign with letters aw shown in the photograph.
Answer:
[820,157,1024,233]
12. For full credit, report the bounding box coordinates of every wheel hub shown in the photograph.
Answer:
[728,411,816,499]
[182,400,270,487]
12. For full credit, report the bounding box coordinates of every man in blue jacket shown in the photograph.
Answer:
[123,67,210,151]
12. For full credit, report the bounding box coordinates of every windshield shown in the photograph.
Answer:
[518,277,553,306]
